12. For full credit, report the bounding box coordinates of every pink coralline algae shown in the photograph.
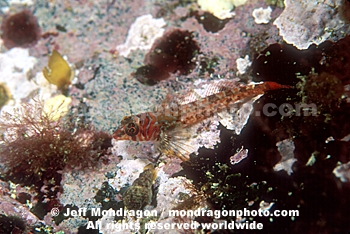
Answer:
[1,10,41,49]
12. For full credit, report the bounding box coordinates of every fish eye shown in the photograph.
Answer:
[125,122,139,136]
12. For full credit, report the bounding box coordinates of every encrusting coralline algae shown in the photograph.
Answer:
[1,0,350,233]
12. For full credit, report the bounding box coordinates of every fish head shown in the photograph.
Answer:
[113,115,140,141]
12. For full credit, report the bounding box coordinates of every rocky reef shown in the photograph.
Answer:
[0,0,350,233]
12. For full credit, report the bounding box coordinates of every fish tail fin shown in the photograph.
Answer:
[264,81,292,90]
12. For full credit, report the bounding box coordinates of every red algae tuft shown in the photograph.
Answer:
[1,10,41,49]
[0,101,111,186]
[339,0,350,23]
[192,11,230,33]
[134,29,200,85]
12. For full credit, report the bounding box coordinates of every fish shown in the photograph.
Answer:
[113,80,290,160]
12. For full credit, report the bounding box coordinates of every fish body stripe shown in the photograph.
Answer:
[137,112,161,141]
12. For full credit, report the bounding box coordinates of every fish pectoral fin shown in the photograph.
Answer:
[158,129,197,161]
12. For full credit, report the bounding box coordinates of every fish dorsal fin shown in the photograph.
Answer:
[174,90,202,105]
[157,79,240,109]
[154,93,180,115]
[193,79,240,97]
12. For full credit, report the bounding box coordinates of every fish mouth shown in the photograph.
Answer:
[112,127,126,140]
